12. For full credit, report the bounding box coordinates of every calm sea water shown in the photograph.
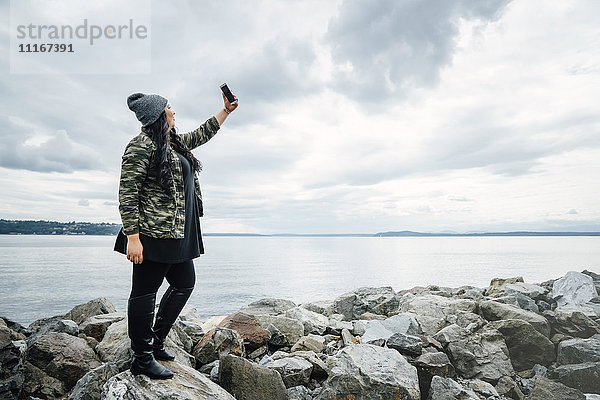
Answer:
[0,235,598,327]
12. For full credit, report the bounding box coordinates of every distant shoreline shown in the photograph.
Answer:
[1,218,599,237]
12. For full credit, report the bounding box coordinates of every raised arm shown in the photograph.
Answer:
[179,93,239,150]
[178,117,221,150]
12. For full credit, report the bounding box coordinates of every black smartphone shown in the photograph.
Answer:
[220,83,235,103]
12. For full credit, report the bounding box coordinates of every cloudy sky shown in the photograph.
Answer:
[1,0,599,234]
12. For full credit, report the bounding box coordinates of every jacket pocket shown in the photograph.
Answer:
[139,186,177,235]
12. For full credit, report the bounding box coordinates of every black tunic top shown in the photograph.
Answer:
[114,151,204,263]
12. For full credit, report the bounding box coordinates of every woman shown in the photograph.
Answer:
[116,90,238,379]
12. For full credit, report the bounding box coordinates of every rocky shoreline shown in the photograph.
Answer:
[1,270,599,400]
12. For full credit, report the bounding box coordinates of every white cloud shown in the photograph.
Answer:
[324,0,512,101]
[0,116,103,172]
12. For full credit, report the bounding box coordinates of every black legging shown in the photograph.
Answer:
[129,259,196,298]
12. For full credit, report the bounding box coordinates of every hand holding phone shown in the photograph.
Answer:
[220,83,236,104]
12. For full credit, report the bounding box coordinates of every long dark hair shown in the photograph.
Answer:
[143,111,202,192]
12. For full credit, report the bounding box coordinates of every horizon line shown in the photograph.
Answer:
[1,219,599,236]
[203,231,600,237]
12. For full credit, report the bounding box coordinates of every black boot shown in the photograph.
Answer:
[128,293,173,379]
[152,286,194,361]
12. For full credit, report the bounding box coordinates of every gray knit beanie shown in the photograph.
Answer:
[127,92,168,127]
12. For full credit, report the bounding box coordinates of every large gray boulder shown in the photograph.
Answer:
[427,376,479,400]
[360,313,421,345]
[315,344,420,400]
[240,298,297,316]
[398,294,482,336]
[26,316,79,343]
[400,294,479,316]
[79,312,125,342]
[22,361,66,400]
[284,306,330,335]
[433,323,469,346]
[505,282,548,300]
[262,356,313,388]
[286,350,329,379]
[550,362,600,394]
[386,332,422,357]
[486,319,555,371]
[253,314,304,347]
[219,354,288,400]
[333,286,399,321]
[64,298,117,325]
[192,327,245,366]
[552,271,598,307]
[446,327,514,383]
[290,334,326,353]
[102,361,235,399]
[557,334,600,365]
[495,292,540,313]
[525,375,586,399]
[549,305,600,338]
[480,300,551,337]
[217,312,271,352]
[67,362,119,400]
[300,300,334,317]
[26,332,102,389]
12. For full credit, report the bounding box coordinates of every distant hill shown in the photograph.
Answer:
[0,219,120,235]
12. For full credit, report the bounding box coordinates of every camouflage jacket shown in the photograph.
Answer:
[118,116,220,238]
